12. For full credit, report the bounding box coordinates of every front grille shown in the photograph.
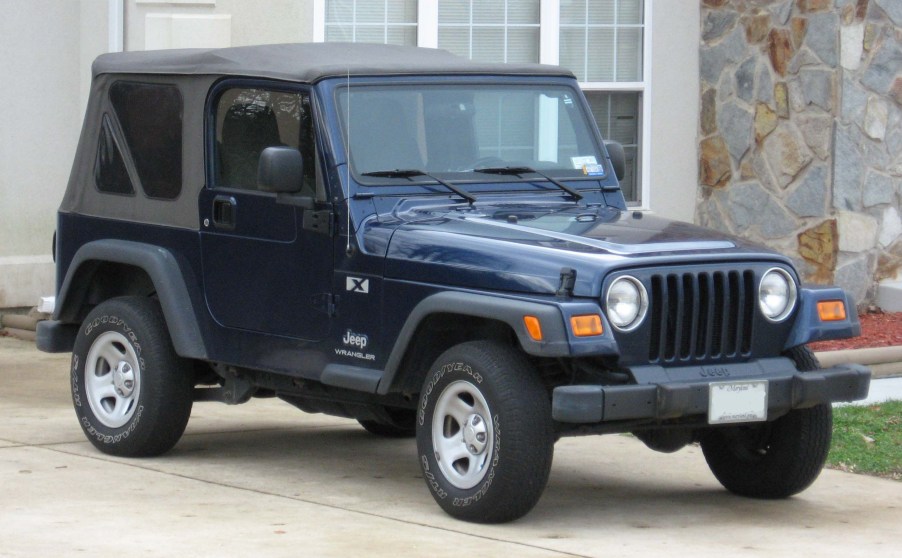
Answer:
[647,270,755,363]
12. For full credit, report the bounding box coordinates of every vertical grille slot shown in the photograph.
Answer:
[740,271,755,354]
[649,275,663,360]
[664,274,679,360]
[648,269,755,363]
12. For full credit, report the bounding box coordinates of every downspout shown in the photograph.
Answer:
[108,0,124,52]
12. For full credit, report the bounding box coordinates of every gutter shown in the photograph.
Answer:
[109,0,124,53]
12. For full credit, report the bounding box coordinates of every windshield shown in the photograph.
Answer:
[336,84,605,181]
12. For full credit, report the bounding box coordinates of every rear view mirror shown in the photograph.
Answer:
[604,141,625,182]
[258,146,304,194]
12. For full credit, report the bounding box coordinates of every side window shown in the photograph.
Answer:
[94,115,135,195]
[214,88,315,195]
[109,81,183,200]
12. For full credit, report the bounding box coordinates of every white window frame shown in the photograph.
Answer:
[313,0,652,208]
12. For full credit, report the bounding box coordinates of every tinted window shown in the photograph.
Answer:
[214,88,315,194]
[109,81,183,199]
[94,115,134,195]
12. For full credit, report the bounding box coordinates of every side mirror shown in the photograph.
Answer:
[258,146,304,194]
[604,141,626,182]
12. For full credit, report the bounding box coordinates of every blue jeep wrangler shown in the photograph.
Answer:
[38,43,870,523]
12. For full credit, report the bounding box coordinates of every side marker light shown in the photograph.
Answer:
[523,316,543,341]
[817,300,847,322]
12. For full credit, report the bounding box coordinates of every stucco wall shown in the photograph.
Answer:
[0,0,109,308]
[696,0,902,307]
[649,3,701,222]
[125,0,314,50]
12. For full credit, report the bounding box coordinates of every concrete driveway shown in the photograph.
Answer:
[1,336,898,557]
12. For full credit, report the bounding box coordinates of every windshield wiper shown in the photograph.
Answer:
[361,169,477,205]
[474,166,583,201]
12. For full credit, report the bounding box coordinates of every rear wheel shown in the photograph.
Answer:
[700,346,832,498]
[416,341,554,523]
[71,296,193,457]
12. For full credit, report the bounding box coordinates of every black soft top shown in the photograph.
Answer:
[92,42,574,83]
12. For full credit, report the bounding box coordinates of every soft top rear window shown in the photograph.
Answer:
[109,81,183,200]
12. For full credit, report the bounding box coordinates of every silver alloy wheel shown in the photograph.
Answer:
[431,380,494,490]
[84,331,141,428]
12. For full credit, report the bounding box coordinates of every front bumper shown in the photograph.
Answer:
[552,357,871,424]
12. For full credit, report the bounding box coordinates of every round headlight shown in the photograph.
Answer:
[605,276,648,331]
[758,268,797,322]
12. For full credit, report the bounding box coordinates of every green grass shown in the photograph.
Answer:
[827,400,902,481]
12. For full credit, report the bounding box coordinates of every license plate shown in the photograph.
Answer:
[708,380,768,424]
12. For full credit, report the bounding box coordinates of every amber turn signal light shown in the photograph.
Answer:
[570,314,604,337]
[523,316,543,341]
[817,300,847,322]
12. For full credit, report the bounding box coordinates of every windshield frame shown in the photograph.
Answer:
[327,76,614,194]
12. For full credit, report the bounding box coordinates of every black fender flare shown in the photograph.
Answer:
[55,239,208,359]
[375,291,574,395]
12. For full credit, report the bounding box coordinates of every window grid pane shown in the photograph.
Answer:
[437,0,540,64]
[559,0,644,83]
[324,0,417,46]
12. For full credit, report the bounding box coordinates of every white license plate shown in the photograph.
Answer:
[708,381,768,424]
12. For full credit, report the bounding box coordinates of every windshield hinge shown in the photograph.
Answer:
[303,209,334,236]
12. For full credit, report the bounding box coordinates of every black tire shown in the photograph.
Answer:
[416,340,554,523]
[71,296,194,457]
[700,345,832,499]
[358,408,416,438]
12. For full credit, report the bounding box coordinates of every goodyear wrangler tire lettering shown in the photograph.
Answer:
[415,340,554,524]
[71,296,194,457]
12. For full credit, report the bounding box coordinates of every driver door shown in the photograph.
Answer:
[199,83,332,340]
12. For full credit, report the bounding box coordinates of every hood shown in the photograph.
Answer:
[364,201,787,297]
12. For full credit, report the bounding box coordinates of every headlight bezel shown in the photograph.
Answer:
[604,275,649,332]
[758,267,798,323]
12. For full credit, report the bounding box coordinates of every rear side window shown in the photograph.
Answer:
[94,115,135,195]
[109,81,183,199]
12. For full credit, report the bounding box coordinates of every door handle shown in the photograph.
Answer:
[212,196,237,229]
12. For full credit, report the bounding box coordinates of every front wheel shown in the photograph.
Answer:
[700,346,832,498]
[416,341,554,523]
[71,296,194,457]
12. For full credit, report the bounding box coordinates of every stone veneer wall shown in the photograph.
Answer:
[696,0,902,308]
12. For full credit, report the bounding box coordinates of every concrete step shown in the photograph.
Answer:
[877,279,902,312]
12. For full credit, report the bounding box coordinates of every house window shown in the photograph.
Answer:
[559,0,643,82]
[437,0,540,64]
[586,92,640,201]
[316,0,649,205]
[559,0,644,204]
[324,0,417,45]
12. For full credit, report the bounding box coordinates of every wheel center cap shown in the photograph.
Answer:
[113,361,135,397]
[462,413,488,455]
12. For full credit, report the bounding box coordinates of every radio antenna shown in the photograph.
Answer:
[344,67,352,254]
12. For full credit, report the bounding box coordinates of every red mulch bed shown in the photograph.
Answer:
[808,311,902,352]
